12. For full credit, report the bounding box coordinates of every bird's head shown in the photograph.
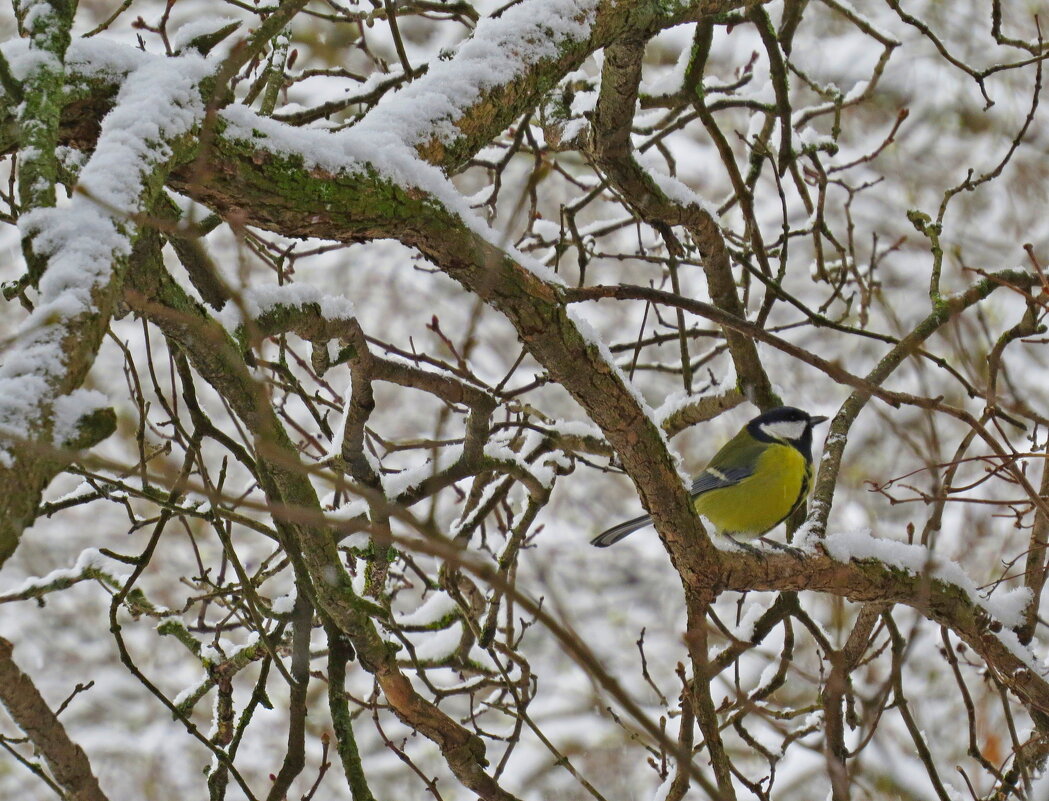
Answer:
[747,406,829,456]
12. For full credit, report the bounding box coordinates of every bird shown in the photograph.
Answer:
[591,406,828,548]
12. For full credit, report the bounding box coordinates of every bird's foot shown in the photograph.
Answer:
[760,538,806,560]
[723,535,766,559]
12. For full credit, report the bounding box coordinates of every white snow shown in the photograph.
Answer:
[66,38,150,81]
[545,417,604,440]
[325,497,369,521]
[531,218,561,240]
[735,595,778,642]
[47,478,96,505]
[449,475,504,536]
[326,371,353,462]
[200,631,260,666]
[484,438,555,489]
[396,591,459,627]
[351,0,596,149]
[820,528,1033,630]
[22,0,59,33]
[844,79,870,102]
[410,620,463,661]
[1,36,150,88]
[172,676,208,710]
[218,282,357,330]
[651,775,674,801]
[654,386,739,429]
[170,17,241,55]
[271,593,296,614]
[50,388,108,446]
[0,548,118,599]
[994,627,1048,676]
[640,150,722,218]
[382,444,464,498]
[55,145,87,173]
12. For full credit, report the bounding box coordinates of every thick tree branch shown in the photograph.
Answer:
[0,54,207,566]
[0,637,108,801]
[16,0,74,285]
[589,36,777,408]
[717,548,1049,719]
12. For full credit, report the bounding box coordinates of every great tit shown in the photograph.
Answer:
[591,406,828,547]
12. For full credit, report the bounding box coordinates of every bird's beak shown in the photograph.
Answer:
[811,415,829,425]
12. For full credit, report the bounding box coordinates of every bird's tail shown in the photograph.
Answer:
[590,513,653,547]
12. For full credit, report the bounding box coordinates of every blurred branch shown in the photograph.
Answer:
[265,593,314,801]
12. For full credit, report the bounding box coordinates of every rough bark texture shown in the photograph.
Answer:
[0,637,109,801]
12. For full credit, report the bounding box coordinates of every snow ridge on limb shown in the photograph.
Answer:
[0,53,212,565]
[14,0,75,286]
[352,0,597,164]
[392,0,756,169]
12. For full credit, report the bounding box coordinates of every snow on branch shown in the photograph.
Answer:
[350,0,597,150]
[0,51,212,562]
[818,528,1032,629]
[0,548,127,603]
[215,0,612,287]
[2,53,209,449]
[218,282,357,333]
[15,0,74,271]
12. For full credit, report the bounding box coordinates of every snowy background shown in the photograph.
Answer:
[1,1,1049,799]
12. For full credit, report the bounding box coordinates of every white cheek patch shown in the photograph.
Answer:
[760,420,807,441]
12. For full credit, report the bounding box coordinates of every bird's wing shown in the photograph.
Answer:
[688,429,765,497]
[689,464,754,496]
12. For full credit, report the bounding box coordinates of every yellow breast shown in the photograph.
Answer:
[694,443,809,536]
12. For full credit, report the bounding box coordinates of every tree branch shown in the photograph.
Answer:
[0,637,108,801]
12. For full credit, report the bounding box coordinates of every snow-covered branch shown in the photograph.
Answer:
[0,52,211,564]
